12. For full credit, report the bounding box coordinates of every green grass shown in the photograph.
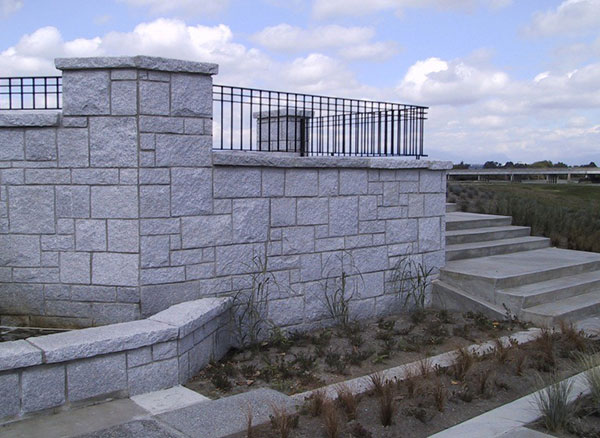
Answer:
[447,183,600,253]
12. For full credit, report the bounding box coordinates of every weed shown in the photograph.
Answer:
[270,327,293,353]
[293,351,317,373]
[533,375,574,432]
[336,384,358,420]
[457,386,474,403]
[436,309,454,324]
[493,338,511,364]
[378,381,396,427]
[350,422,373,438]
[320,252,363,328]
[322,399,340,438]
[325,350,347,375]
[348,349,373,366]
[534,329,557,369]
[378,319,396,331]
[452,348,475,381]
[452,324,472,340]
[514,350,527,376]
[404,406,428,423]
[391,256,434,314]
[244,403,253,438]
[577,352,600,408]
[269,404,299,438]
[305,389,326,417]
[419,357,433,379]
[433,379,447,412]
[476,368,494,398]
[369,372,386,396]
[211,373,232,392]
[349,333,364,349]
[559,320,587,353]
[241,364,257,379]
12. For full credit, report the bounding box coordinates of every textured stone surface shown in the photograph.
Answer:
[91,186,138,218]
[171,168,212,216]
[67,353,127,401]
[0,234,41,267]
[141,235,171,268]
[60,252,91,284]
[25,128,57,160]
[329,196,358,236]
[56,186,90,218]
[92,253,139,286]
[214,167,261,198]
[76,219,107,251]
[62,70,110,116]
[90,117,137,167]
[22,364,65,412]
[111,80,137,116]
[128,358,179,395]
[56,55,218,75]
[232,198,269,242]
[8,186,55,233]
[0,340,42,371]
[0,111,60,128]
[155,134,211,167]
[0,373,19,419]
[28,319,177,363]
[171,74,212,117]
[0,130,24,160]
[182,214,231,249]
[107,220,139,253]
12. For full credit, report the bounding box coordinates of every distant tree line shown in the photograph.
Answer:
[453,160,597,170]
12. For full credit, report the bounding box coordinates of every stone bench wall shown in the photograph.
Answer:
[0,297,231,421]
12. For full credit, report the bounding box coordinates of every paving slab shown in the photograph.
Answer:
[73,419,186,438]
[158,388,297,438]
[0,399,148,438]
[131,385,210,415]
[497,427,553,438]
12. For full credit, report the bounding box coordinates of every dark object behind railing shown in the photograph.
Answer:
[0,76,62,110]
[213,85,427,158]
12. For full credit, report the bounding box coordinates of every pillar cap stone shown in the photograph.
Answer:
[55,55,218,75]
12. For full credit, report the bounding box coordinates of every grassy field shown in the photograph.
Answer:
[447,183,600,253]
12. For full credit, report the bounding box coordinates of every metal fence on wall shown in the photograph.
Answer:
[0,76,62,110]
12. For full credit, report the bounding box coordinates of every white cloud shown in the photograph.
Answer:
[312,0,512,19]
[1,0,22,18]
[525,0,600,37]
[118,0,229,15]
[252,23,399,61]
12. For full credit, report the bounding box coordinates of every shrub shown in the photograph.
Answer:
[378,381,396,427]
[533,376,574,432]
[322,400,340,438]
[336,384,358,420]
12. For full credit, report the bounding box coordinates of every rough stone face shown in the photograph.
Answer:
[22,365,65,412]
[62,70,110,116]
[56,186,90,218]
[0,130,24,160]
[67,353,127,401]
[155,134,212,167]
[0,373,19,419]
[90,117,137,167]
[25,128,57,160]
[282,227,315,255]
[107,220,139,253]
[232,199,269,243]
[171,168,212,216]
[76,219,107,251]
[271,198,296,227]
[92,253,139,286]
[141,235,171,268]
[140,185,171,218]
[419,216,442,252]
[297,198,328,225]
[128,358,179,396]
[285,169,318,196]
[214,167,261,198]
[329,197,358,237]
[140,80,170,116]
[215,243,265,276]
[0,340,42,371]
[60,252,91,284]
[339,169,369,195]
[91,186,139,218]
[8,186,55,233]
[171,74,212,117]
[111,80,137,116]
[181,215,231,249]
[0,234,41,267]
[386,218,418,244]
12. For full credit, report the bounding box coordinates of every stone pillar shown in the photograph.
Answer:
[254,109,312,154]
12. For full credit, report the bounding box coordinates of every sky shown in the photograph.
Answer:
[1,0,599,165]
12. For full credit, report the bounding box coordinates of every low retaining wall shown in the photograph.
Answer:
[0,297,232,421]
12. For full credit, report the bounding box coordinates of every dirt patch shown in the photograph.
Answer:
[226,326,599,438]
[185,309,529,398]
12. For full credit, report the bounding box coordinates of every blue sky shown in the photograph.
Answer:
[1,0,599,164]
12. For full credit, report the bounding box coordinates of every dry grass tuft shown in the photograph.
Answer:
[306,389,326,417]
[269,403,298,438]
[559,320,587,352]
[369,371,385,396]
[322,399,340,438]
[433,379,447,412]
[378,380,396,427]
[244,403,253,438]
[452,347,475,381]
[336,384,358,421]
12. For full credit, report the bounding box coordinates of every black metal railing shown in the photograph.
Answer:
[213,85,427,158]
[0,76,62,110]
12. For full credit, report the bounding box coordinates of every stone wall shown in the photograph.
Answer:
[0,55,451,330]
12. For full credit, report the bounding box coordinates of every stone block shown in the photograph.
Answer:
[67,353,127,401]
[139,116,183,134]
[357,271,384,299]
[262,168,284,196]
[75,219,107,251]
[61,117,87,128]
[232,198,269,243]
[60,252,91,284]
[359,220,385,234]
[424,193,446,216]
[269,297,304,327]
[351,246,388,273]
[419,170,443,193]
[139,168,170,185]
[383,182,399,206]
[297,198,328,225]
[182,214,231,249]
[315,236,344,252]
[186,263,214,280]
[140,218,180,235]
[398,181,419,194]
[184,118,211,135]
[117,287,140,304]
[0,340,42,371]
[44,284,71,300]
[90,117,137,167]
[58,128,88,167]
[41,235,74,251]
[0,234,40,267]
[45,300,93,318]
[408,194,424,217]
[25,169,70,184]
[127,347,152,368]
[318,169,338,196]
[0,373,19,418]
[8,186,55,233]
[386,218,418,244]
[188,336,212,375]
[93,253,139,286]
[25,128,56,160]
[140,80,170,115]
[345,234,372,248]
[141,267,185,285]
[215,243,265,276]
[22,364,65,413]
[339,169,368,195]
[111,80,137,116]
[214,167,261,198]
[140,133,156,151]
[359,196,378,221]
[0,283,44,315]
[171,168,212,216]
[419,217,442,252]
[155,134,211,167]
[140,185,171,218]
[378,205,407,219]
[56,186,90,218]
[141,235,171,268]
[171,73,212,117]
[1,168,24,184]
[72,168,119,185]
[107,219,139,253]
[119,169,138,184]
[270,198,296,227]
[213,199,231,214]
[282,226,314,255]
[111,69,137,80]
[91,186,138,218]
[0,130,24,160]
[13,267,59,283]
[329,196,358,237]
[128,358,179,396]
[152,341,177,361]
[140,151,155,167]
[300,253,321,282]
[62,70,110,115]
[284,169,318,196]
[92,302,141,325]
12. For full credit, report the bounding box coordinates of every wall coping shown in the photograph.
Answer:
[212,150,453,170]
[55,56,218,75]
[0,297,232,370]
[0,111,61,127]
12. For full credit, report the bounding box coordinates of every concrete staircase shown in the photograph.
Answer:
[434,204,600,326]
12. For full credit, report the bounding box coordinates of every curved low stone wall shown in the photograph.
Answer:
[0,297,232,421]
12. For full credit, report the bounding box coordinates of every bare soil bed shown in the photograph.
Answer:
[529,394,600,438]
[186,310,529,398]
[226,325,599,438]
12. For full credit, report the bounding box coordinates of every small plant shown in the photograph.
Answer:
[322,399,340,438]
[533,375,574,432]
[350,422,373,438]
[244,403,253,438]
[433,379,447,412]
[493,338,511,364]
[578,352,600,409]
[514,350,527,376]
[534,328,557,368]
[378,381,396,427]
[293,351,317,373]
[269,404,299,438]
[305,389,326,417]
[211,373,232,392]
[419,357,433,379]
[452,347,475,381]
[476,368,494,398]
[369,371,385,396]
[391,256,434,314]
[336,384,358,420]
[325,349,347,375]
[559,319,587,352]
[457,386,474,403]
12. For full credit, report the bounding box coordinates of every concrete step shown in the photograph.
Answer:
[440,248,600,302]
[521,290,600,327]
[432,280,506,321]
[497,270,600,313]
[446,225,531,245]
[446,212,513,231]
[446,203,459,213]
[446,236,551,261]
